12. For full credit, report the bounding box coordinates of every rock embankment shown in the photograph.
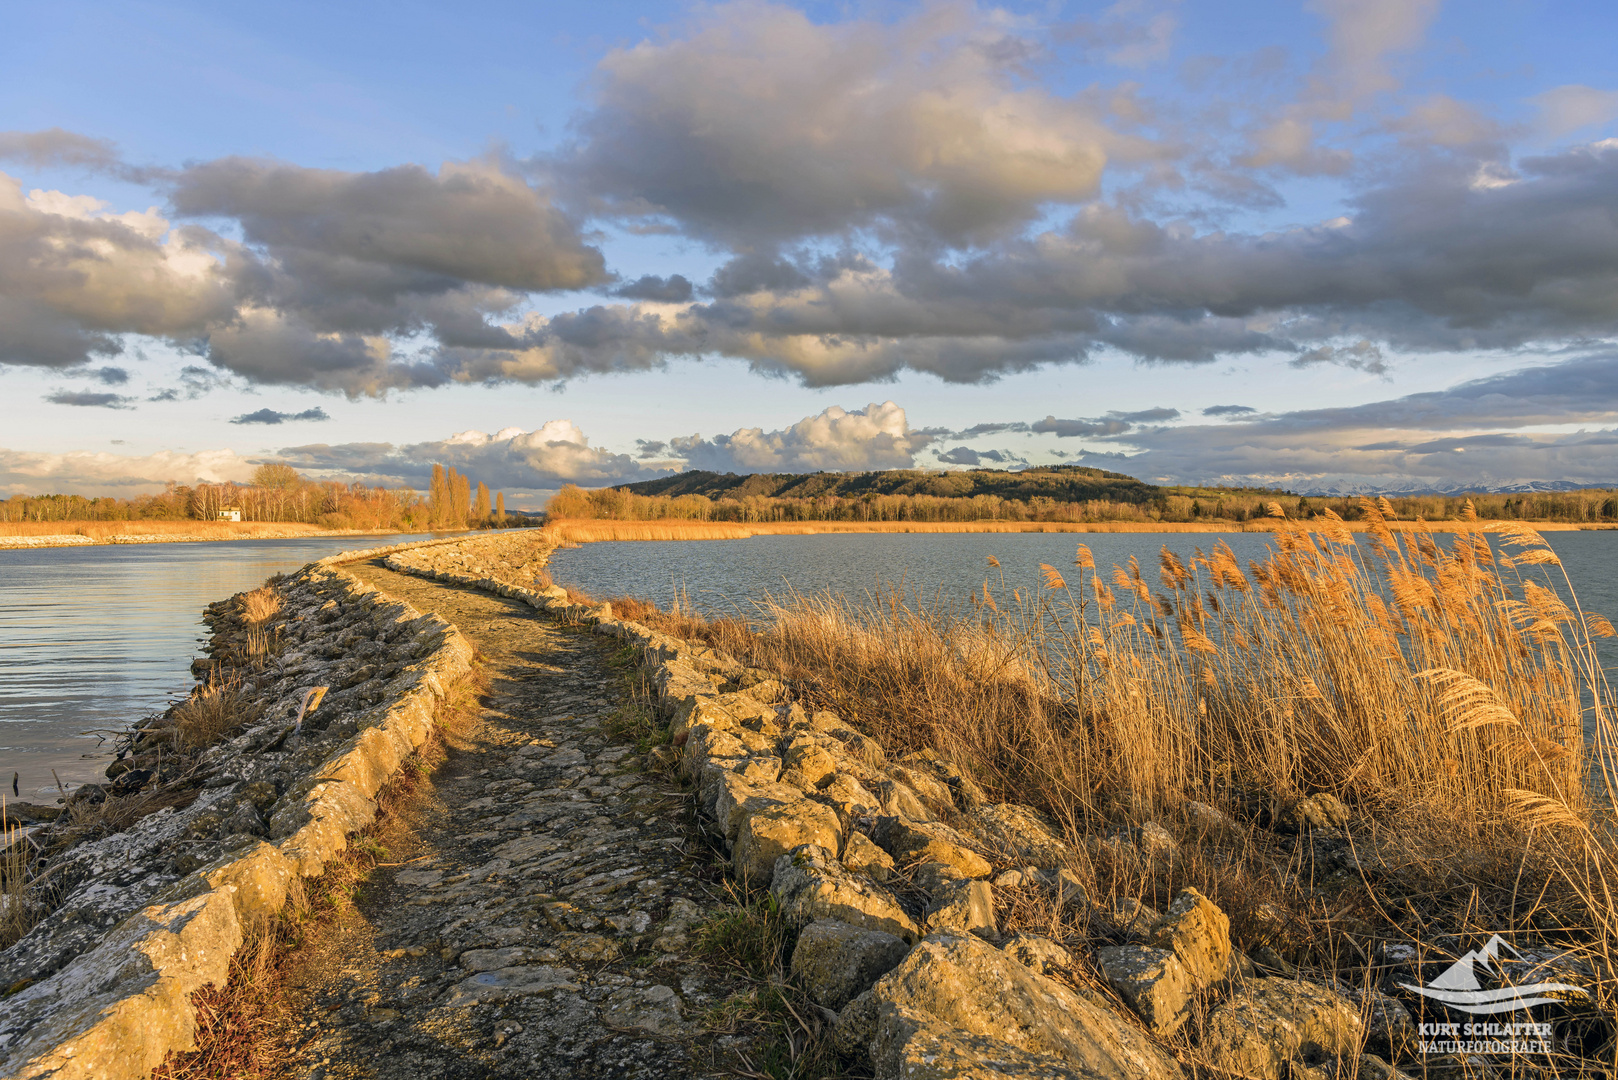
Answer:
[385,535,1419,1080]
[0,540,475,1080]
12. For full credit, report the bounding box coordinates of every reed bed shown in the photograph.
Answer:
[600,498,1618,1027]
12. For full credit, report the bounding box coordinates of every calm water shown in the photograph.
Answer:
[548,529,1618,625]
[4,528,1614,802]
[549,530,1618,715]
[0,533,453,799]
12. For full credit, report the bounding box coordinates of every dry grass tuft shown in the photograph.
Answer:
[172,675,260,750]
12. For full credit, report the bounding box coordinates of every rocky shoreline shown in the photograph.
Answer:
[0,537,477,1079]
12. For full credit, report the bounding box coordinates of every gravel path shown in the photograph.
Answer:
[260,560,759,1079]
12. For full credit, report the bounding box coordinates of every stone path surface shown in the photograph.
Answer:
[260,560,756,1079]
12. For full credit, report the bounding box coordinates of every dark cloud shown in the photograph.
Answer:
[1203,404,1257,416]
[1111,407,1179,423]
[935,446,1021,466]
[952,421,1029,438]
[1031,415,1133,438]
[612,274,692,302]
[0,128,122,173]
[634,439,668,459]
[1063,352,1618,489]
[45,390,133,408]
[83,366,129,385]
[230,407,331,425]
[1293,340,1388,375]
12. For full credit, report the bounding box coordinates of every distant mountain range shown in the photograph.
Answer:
[1277,477,1602,497]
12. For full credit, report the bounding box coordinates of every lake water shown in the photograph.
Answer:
[4,527,1613,803]
[547,528,1618,628]
[0,533,457,799]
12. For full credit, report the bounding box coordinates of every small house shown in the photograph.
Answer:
[217,506,242,522]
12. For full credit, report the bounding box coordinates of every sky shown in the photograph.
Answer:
[3,0,1618,506]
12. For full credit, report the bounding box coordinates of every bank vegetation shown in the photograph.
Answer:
[570,499,1618,1038]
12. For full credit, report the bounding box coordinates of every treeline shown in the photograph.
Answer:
[1,462,528,532]
[547,482,1618,525]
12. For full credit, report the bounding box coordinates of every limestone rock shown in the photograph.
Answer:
[872,931,1182,1079]
[914,860,968,894]
[1035,868,1089,911]
[821,772,883,820]
[843,831,896,882]
[872,817,992,878]
[1149,887,1230,989]
[772,845,920,942]
[1343,986,1415,1060]
[1182,800,1234,831]
[1002,933,1072,976]
[1197,978,1364,1080]
[896,749,987,812]
[782,735,841,789]
[872,1001,1101,1080]
[790,919,911,1010]
[1106,897,1161,937]
[971,804,1072,867]
[873,780,933,822]
[926,879,997,939]
[733,798,842,885]
[1095,945,1193,1037]
[834,988,882,1060]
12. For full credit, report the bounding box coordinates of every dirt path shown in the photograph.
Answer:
[259,561,757,1080]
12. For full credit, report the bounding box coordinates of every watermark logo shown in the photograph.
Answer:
[1398,934,1588,1015]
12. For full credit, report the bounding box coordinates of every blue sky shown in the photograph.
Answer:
[4,0,1618,504]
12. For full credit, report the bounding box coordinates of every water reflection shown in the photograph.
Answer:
[0,533,452,797]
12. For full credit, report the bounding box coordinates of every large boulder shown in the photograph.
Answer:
[872,817,992,878]
[872,1001,1100,1080]
[790,919,911,1010]
[871,931,1182,1079]
[1094,945,1193,1037]
[772,846,920,942]
[1196,978,1363,1080]
[1149,888,1230,989]
[733,798,842,884]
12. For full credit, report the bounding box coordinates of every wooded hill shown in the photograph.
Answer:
[616,464,1182,504]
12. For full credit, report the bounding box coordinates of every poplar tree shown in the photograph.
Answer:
[448,468,471,528]
[473,482,491,526]
[495,492,506,526]
[428,464,448,528]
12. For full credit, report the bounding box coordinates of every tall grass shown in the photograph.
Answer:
[646,499,1618,988]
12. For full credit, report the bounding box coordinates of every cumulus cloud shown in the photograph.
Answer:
[279,419,675,492]
[555,2,1124,246]
[231,407,331,425]
[670,402,933,473]
[0,446,256,497]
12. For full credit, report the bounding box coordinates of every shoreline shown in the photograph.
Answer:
[0,524,473,550]
[544,517,1618,543]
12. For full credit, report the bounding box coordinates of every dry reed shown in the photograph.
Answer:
[0,521,348,542]
[627,498,1618,1004]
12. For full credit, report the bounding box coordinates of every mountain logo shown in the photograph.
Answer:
[1398,935,1588,1015]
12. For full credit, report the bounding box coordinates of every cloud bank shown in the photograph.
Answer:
[0,2,1614,405]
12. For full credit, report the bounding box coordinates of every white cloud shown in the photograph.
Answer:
[671,401,933,472]
[0,447,257,497]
